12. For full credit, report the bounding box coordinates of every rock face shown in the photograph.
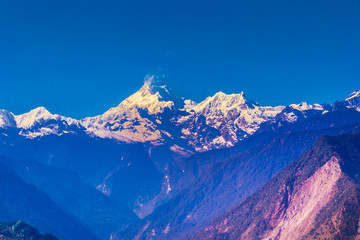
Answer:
[194,132,360,240]
[263,156,342,240]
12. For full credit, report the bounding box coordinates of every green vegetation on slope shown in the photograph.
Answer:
[0,221,58,240]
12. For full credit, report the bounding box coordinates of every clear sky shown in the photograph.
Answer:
[1,0,359,119]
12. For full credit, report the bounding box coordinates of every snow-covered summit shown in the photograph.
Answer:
[190,91,284,134]
[346,90,360,110]
[289,102,324,111]
[178,91,285,151]
[15,107,54,129]
[2,81,358,153]
[81,81,185,143]
[183,100,198,110]
[346,90,360,101]
[7,107,80,139]
[192,91,257,115]
[104,82,181,116]
[15,106,78,130]
[0,110,16,128]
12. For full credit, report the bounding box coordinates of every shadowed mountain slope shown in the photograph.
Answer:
[0,161,99,240]
[120,111,360,239]
[0,221,58,240]
[194,132,360,240]
[0,155,138,240]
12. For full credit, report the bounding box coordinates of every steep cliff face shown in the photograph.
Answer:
[194,132,360,240]
[263,156,343,240]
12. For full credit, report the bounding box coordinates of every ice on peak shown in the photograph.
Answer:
[289,102,323,111]
[106,83,176,116]
[29,106,51,116]
[187,90,284,141]
[346,90,360,111]
[81,82,184,143]
[140,75,172,98]
[0,110,16,128]
[213,91,226,97]
[214,90,244,97]
[138,81,158,95]
[15,107,54,129]
[210,91,246,101]
[183,100,198,110]
[138,83,172,100]
[101,78,188,117]
[14,106,79,131]
[192,90,253,114]
[346,90,360,101]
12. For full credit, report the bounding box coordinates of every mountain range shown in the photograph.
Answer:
[0,83,360,240]
[1,82,359,152]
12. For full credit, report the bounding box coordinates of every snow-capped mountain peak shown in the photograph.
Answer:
[0,110,16,128]
[15,107,54,129]
[346,90,360,110]
[289,102,324,111]
[180,91,285,151]
[81,82,187,143]
[11,107,81,139]
[114,83,177,115]
[192,91,257,115]
[346,90,360,101]
[183,99,198,110]
[3,82,359,153]
[102,81,186,118]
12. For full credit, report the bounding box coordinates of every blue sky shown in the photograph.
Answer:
[0,0,359,118]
